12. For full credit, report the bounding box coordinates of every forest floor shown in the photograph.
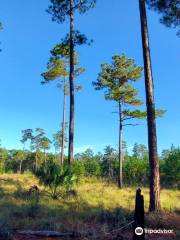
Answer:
[0,173,179,240]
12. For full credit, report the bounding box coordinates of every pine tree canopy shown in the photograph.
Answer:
[42,58,67,83]
[93,54,143,91]
[47,0,96,23]
[93,54,143,105]
[146,0,180,36]
[41,42,85,93]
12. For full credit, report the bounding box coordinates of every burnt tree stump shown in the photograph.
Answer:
[133,188,145,240]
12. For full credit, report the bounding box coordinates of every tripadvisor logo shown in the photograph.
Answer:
[135,227,175,235]
[135,227,143,235]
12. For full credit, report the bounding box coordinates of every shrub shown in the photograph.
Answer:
[124,157,149,185]
[72,160,85,178]
[84,159,101,177]
[35,160,78,199]
[161,149,180,188]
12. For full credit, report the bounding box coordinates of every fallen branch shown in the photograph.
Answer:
[16,230,73,237]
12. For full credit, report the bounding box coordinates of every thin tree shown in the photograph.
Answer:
[93,54,164,188]
[42,42,84,165]
[53,129,67,163]
[41,136,51,162]
[21,129,33,173]
[93,54,144,188]
[31,128,46,172]
[139,0,160,211]
[42,53,68,165]
[47,0,96,164]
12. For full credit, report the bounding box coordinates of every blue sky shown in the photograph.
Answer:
[0,0,179,154]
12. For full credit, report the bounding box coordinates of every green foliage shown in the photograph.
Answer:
[146,0,180,36]
[100,145,118,180]
[132,143,148,159]
[84,158,101,177]
[41,57,67,84]
[35,160,78,199]
[93,54,146,123]
[47,0,96,23]
[161,148,180,187]
[0,134,180,188]
[124,157,149,185]
[31,128,51,164]
[93,54,143,91]
[53,128,67,152]
[41,41,85,90]
[0,148,8,173]
[72,160,85,178]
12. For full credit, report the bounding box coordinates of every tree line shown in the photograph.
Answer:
[0,139,179,188]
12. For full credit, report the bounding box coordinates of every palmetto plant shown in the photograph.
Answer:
[35,160,77,199]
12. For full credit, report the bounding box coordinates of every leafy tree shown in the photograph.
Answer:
[133,143,148,159]
[84,159,101,177]
[146,0,180,36]
[20,129,33,173]
[161,148,180,187]
[93,54,146,188]
[72,160,85,178]
[47,0,96,164]
[81,148,94,160]
[139,0,160,211]
[41,136,51,162]
[124,157,149,185]
[101,145,117,180]
[53,128,67,163]
[15,150,24,173]
[21,129,34,172]
[0,148,8,173]
[30,128,48,171]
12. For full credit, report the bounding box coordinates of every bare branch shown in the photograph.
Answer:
[122,116,136,121]
[123,123,143,127]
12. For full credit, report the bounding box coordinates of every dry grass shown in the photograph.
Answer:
[0,174,179,239]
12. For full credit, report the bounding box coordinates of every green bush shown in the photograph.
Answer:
[35,160,78,199]
[84,159,101,177]
[124,157,149,185]
[161,149,180,188]
[72,160,85,178]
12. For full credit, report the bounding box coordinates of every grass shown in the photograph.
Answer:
[0,173,179,239]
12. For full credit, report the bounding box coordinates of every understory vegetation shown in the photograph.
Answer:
[0,174,179,239]
[0,143,179,188]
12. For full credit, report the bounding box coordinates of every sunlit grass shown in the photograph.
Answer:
[0,173,179,234]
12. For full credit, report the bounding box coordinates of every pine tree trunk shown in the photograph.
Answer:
[139,0,160,211]
[68,0,75,164]
[19,160,22,174]
[118,101,123,189]
[35,151,38,172]
[44,149,46,163]
[20,144,25,174]
[61,78,66,165]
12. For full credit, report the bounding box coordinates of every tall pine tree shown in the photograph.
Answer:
[47,0,96,164]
